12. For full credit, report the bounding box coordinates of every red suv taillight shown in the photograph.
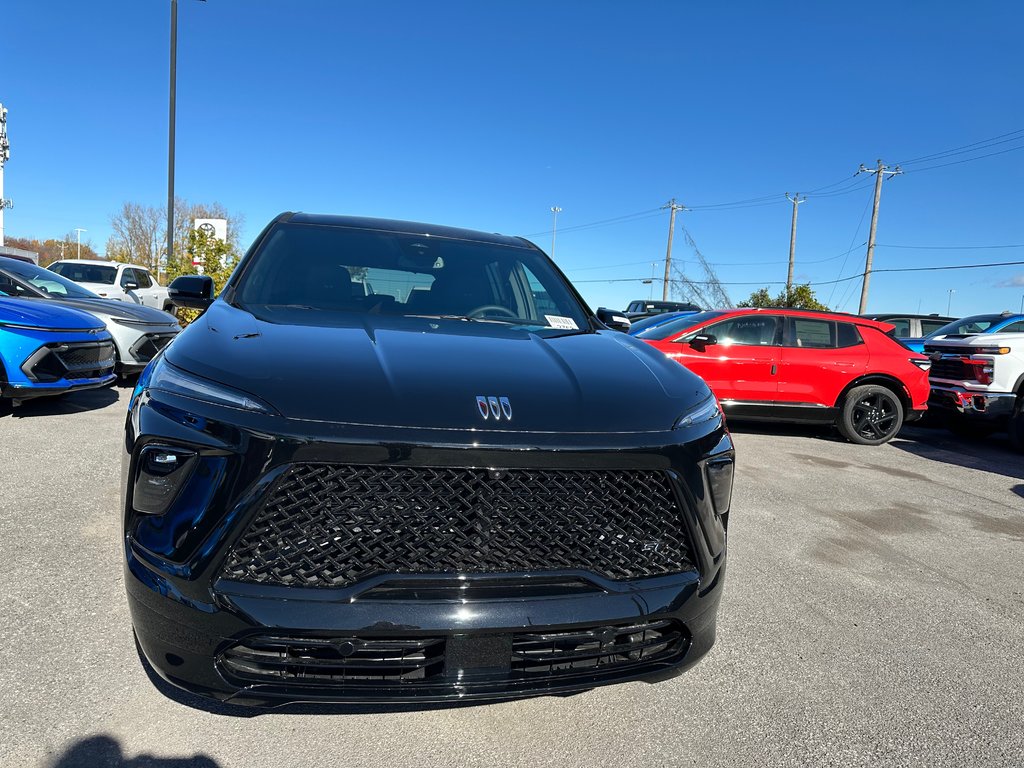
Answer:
[910,358,931,372]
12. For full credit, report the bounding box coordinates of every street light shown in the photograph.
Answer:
[74,228,87,259]
[549,206,562,258]
[168,0,206,271]
[947,288,955,316]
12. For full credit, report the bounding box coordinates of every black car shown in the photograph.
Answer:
[123,213,734,706]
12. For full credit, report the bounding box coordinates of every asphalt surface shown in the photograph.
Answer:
[2,387,1023,768]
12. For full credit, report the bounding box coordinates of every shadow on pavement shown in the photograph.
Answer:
[4,385,121,418]
[725,420,838,442]
[49,735,219,768]
[891,425,1024,481]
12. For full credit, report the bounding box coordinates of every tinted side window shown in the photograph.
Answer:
[1000,320,1024,333]
[919,320,948,335]
[704,316,780,346]
[120,268,136,287]
[135,269,153,288]
[837,323,863,348]
[888,318,912,336]
[787,318,835,348]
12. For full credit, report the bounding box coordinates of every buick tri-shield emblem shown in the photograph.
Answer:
[476,396,512,421]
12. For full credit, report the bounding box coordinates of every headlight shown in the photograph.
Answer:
[111,316,166,328]
[673,394,722,430]
[145,357,278,414]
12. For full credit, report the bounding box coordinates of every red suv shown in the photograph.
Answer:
[635,308,931,445]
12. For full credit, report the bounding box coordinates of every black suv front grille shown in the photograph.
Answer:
[218,619,688,689]
[220,464,695,588]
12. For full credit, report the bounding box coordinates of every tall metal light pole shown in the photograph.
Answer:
[549,206,562,258]
[167,0,206,271]
[947,289,955,316]
[74,228,87,259]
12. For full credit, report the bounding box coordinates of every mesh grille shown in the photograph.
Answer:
[57,342,115,369]
[221,464,694,588]
[929,358,974,381]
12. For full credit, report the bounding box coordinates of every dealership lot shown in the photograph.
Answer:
[2,389,1022,768]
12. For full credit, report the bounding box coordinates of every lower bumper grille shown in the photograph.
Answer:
[23,341,116,382]
[128,332,177,363]
[218,620,688,689]
[220,463,695,588]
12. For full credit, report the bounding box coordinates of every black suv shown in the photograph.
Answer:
[123,214,734,706]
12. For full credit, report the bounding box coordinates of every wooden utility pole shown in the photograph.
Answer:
[662,199,684,301]
[785,193,806,295]
[857,160,901,314]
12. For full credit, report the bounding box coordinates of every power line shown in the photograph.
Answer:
[877,242,1024,250]
[574,258,1024,287]
[896,127,1024,165]
[903,143,1024,173]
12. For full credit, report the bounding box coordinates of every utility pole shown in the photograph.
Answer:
[857,160,901,314]
[74,228,87,259]
[784,193,806,295]
[549,206,562,258]
[947,289,955,316]
[0,103,11,247]
[662,199,685,301]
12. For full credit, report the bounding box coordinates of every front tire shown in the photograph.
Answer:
[838,384,904,445]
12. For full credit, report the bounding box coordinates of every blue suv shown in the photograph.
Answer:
[0,295,117,403]
[902,312,1024,353]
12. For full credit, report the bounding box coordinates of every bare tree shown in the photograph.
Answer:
[107,202,163,271]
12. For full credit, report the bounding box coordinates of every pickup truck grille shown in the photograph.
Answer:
[929,357,974,381]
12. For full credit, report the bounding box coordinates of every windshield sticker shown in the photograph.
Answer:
[545,315,579,330]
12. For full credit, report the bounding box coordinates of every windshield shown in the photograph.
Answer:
[50,262,118,285]
[926,314,1007,337]
[634,310,727,340]
[0,259,102,299]
[232,223,592,335]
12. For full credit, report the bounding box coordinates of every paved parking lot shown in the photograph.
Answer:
[2,387,1023,768]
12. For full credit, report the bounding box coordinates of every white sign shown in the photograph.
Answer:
[194,218,228,242]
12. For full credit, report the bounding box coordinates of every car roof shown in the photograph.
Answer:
[865,313,955,321]
[51,259,139,268]
[704,306,894,331]
[283,213,533,249]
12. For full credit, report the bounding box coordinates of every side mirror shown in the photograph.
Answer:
[122,281,139,291]
[690,333,718,347]
[168,274,215,310]
[596,307,631,333]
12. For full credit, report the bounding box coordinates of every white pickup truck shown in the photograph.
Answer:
[925,332,1024,449]
[48,260,172,311]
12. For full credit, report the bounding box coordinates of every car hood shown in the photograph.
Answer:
[51,297,179,326]
[0,296,106,331]
[164,301,711,432]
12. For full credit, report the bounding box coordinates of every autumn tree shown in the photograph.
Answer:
[106,198,245,281]
[3,235,99,266]
[738,283,830,311]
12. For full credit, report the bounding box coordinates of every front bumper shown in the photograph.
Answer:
[123,390,732,706]
[928,385,1016,422]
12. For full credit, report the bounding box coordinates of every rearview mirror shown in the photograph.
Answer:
[168,274,215,310]
[690,333,717,347]
[596,307,631,333]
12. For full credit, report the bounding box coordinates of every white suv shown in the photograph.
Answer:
[48,260,171,310]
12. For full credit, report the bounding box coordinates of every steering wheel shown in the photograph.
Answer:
[467,304,518,319]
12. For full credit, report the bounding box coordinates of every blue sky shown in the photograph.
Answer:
[3,0,1023,316]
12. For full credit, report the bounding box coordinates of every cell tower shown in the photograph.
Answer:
[0,103,11,247]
